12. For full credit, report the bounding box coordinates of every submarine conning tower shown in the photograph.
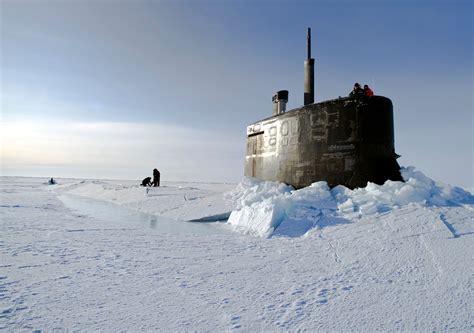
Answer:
[244,28,403,189]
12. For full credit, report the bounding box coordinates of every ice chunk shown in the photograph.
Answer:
[227,167,474,238]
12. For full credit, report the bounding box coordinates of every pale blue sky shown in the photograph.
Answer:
[1,0,472,187]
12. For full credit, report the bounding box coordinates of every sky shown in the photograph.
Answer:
[1,0,472,187]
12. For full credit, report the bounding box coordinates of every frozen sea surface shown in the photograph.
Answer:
[1,175,473,331]
[58,194,227,235]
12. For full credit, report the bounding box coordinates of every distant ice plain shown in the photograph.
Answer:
[1,174,473,331]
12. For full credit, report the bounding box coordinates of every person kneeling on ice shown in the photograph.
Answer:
[141,177,152,187]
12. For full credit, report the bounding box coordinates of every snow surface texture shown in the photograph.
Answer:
[1,169,473,331]
[227,167,474,238]
[52,179,236,222]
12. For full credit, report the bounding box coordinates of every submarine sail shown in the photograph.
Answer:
[244,28,402,189]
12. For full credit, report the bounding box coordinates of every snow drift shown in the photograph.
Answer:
[2,173,473,331]
[227,167,474,238]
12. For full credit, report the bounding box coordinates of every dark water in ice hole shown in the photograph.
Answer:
[58,194,229,235]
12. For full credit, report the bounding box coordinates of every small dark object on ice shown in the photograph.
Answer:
[48,178,56,185]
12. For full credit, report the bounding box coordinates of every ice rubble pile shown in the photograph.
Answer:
[226,167,473,238]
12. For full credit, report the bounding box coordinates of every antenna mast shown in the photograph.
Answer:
[304,27,315,105]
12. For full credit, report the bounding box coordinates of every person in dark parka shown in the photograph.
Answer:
[152,169,160,187]
[141,177,152,187]
[349,82,364,97]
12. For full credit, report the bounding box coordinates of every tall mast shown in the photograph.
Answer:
[304,27,315,105]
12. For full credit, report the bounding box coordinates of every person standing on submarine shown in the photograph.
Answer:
[364,84,374,97]
[152,168,160,187]
[349,83,364,97]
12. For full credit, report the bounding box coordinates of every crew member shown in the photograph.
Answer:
[349,83,364,97]
[152,168,160,187]
[141,177,152,187]
[364,84,374,97]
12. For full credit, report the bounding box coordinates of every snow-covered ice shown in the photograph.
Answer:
[228,167,474,238]
[1,169,473,331]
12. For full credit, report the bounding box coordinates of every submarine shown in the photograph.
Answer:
[244,28,403,189]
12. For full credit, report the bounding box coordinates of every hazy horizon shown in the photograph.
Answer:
[1,0,472,188]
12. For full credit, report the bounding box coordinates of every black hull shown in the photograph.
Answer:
[244,96,402,189]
